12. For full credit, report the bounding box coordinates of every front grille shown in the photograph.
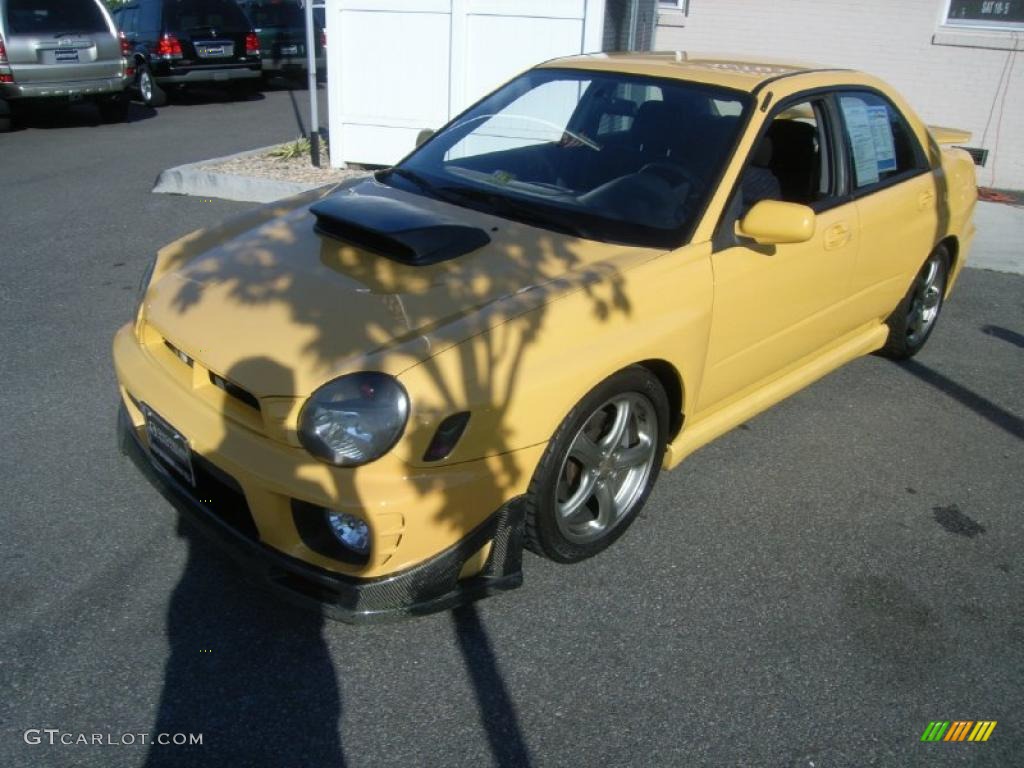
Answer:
[209,371,261,412]
[150,447,260,542]
[164,339,194,367]
[192,454,260,541]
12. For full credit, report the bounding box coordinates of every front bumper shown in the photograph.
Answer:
[119,403,525,622]
[0,76,126,100]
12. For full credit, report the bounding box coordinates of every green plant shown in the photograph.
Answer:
[267,138,310,160]
[267,136,329,162]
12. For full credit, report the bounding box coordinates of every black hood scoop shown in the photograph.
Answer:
[310,190,491,266]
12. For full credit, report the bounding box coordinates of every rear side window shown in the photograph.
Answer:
[837,91,927,190]
[6,0,108,35]
[164,0,251,32]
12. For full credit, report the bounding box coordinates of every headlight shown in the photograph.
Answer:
[298,372,409,466]
[134,254,157,320]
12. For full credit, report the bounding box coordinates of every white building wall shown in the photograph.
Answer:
[655,1,1024,189]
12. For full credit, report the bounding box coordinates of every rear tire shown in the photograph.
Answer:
[524,367,669,563]
[137,63,167,108]
[880,245,950,360]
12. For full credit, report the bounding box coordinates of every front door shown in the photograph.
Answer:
[698,96,859,412]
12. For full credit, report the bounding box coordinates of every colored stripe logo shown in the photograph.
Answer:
[921,721,997,742]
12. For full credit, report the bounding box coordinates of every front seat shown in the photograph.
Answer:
[741,137,782,211]
[631,100,677,159]
[765,120,819,202]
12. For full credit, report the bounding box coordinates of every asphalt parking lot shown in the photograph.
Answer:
[1,90,1022,768]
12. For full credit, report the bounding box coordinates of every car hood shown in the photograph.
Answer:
[143,178,659,397]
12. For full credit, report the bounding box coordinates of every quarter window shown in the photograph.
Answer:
[837,92,926,190]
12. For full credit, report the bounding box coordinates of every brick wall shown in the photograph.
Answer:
[655,0,1024,189]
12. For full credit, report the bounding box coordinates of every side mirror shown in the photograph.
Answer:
[736,200,815,245]
[415,128,435,148]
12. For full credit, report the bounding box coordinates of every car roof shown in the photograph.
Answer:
[541,51,847,93]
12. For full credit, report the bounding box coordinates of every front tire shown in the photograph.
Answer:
[880,245,950,359]
[524,367,669,563]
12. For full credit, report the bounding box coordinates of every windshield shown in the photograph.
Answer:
[165,0,251,32]
[241,1,304,28]
[390,68,751,248]
[6,0,108,35]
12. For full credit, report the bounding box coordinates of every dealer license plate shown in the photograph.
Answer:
[141,404,195,487]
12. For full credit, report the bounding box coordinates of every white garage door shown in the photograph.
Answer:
[326,0,606,166]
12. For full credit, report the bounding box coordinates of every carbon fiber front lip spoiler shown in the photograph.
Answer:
[118,403,525,623]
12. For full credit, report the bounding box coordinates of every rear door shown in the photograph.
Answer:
[163,0,252,65]
[3,0,121,84]
[836,90,939,322]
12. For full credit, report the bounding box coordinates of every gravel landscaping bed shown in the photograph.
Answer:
[202,139,373,186]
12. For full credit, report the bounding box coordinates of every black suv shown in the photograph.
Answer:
[113,0,260,106]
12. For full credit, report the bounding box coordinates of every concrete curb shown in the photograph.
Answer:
[153,144,333,204]
[971,201,1024,276]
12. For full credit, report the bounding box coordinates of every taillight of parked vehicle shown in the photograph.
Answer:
[320,29,327,49]
[0,35,12,83]
[119,31,135,76]
[156,34,183,60]
[245,32,260,55]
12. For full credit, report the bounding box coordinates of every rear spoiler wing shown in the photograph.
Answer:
[928,125,988,165]
[929,125,972,145]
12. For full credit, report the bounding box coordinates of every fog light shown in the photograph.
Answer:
[325,510,370,555]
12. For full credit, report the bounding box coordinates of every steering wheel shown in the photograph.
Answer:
[638,161,701,198]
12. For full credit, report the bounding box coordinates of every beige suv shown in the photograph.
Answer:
[0,0,130,131]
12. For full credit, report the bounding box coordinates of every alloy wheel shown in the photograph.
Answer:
[139,69,153,104]
[906,254,945,345]
[554,393,659,544]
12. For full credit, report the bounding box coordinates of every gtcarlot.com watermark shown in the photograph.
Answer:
[24,729,202,747]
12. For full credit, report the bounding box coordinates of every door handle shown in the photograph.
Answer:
[824,223,850,250]
[918,190,936,210]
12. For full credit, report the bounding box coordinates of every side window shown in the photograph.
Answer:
[123,7,138,34]
[740,99,834,211]
[837,91,927,190]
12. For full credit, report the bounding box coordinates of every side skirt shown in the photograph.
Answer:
[663,321,890,469]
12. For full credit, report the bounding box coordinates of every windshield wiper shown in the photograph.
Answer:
[434,185,586,238]
[381,167,439,198]
[383,169,587,238]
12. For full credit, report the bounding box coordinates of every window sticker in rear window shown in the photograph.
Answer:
[841,96,900,187]
[841,96,881,186]
[866,104,897,173]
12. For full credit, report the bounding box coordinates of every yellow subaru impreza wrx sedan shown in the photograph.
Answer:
[113,53,977,621]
